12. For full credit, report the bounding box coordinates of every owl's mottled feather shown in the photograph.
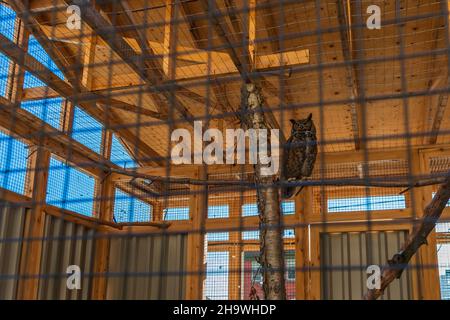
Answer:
[281,113,318,199]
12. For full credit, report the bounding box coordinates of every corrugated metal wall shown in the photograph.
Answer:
[320,230,413,300]
[107,233,187,299]
[37,214,96,300]
[0,202,27,299]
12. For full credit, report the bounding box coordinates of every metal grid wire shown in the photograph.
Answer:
[1,0,450,301]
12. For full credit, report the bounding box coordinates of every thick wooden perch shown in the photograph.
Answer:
[364,171,450,300]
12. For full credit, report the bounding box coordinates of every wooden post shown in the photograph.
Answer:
[17,147,50,299]
[295,187,312,299]
[163,0,176,78]
[411,150,441,299]
[91,174,114,299]
[91,129,113,299]
[185,168,207,299]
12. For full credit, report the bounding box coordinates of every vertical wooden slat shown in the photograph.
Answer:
[90,173,113,299]
[185,168,207,299]
[295,187,312,299]
[17,147,50,299]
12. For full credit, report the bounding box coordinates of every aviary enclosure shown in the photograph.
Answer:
[0,0,450,301]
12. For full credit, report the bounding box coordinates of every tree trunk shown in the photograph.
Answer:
[241,83,286,300]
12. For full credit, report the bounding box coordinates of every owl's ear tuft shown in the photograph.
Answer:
[290,119,296,125]
[307,113,313,121]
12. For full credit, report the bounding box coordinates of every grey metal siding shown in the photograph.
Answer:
[320,230,412,300]
[107,233,187,299]
[0,203,27,299]
[37,215,96,300]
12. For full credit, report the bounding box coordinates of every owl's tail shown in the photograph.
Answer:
[282,186,304,199]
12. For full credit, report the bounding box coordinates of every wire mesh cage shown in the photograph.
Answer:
[0,0,450,301]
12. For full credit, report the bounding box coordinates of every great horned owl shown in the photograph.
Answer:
[281,113,318,199]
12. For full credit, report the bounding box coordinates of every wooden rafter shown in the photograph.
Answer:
[0,96,109,177]
[20,86,166,119]
[259,0,295,120]
[428,0,450,145]
[0,31,164,165]
[180,1,239,124]
[66,0,194,123]
[198,0,251,80]
[10,0,80,85]
[336,0,364,150]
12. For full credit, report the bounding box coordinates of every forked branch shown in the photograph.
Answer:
[364,171,450,300]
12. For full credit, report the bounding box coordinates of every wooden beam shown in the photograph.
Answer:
[0,32,164,165]
[6,18,29,103]
[67,0,194,122]
[9,0,80,85]
[163,0,177,78]
[259,0,295,119]
[429,0,450,144]
[21,86,166,120]
[91,129,113,299]
[17,146,50,299]
[337,0,364,150]
[295,187,312,299]
[185,168,207,299]
[429,93,449,144]
[0,96,108,177]
[198,0,251,79]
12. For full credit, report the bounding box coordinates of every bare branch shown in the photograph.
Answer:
[364,171,450,300]
[110,166,450,189]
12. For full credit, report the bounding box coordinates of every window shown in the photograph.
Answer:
[0,131,28,194]
[242,204,258,217]
[46,157,96,216]
[242,251,263,297]
[282,201,295,215]
[114,188,152,223]
[242,229,294,240]
[110,134,138,168]
[284,229,295,239]
[437,222,450,300]
[72,107,103,154]
[21,98,63,129]
[0,53,10,97]
[207,232,229,242]
[208,205,229,219]
[327,195,406,213]
[242,201,295,217]
[242,230,259,240]
[163,207,189,220]
[0,4,15,97]
[251,259,263,283]
[285,250,295,281]
[0,4,16,41]
[24,36,64,88]
[204,252,229,300]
